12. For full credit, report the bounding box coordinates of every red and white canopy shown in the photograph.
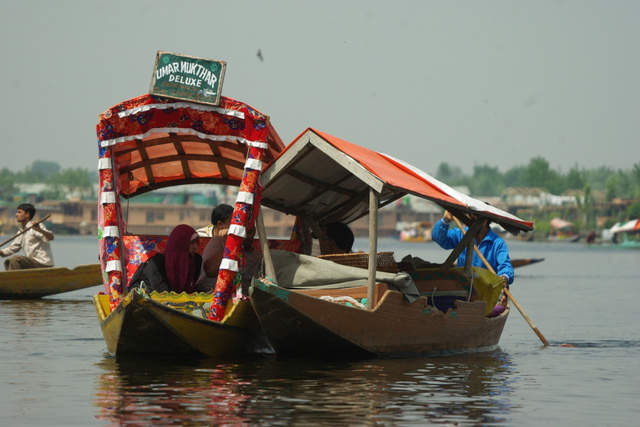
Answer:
[97,93,285,198]
[610,219,640,234]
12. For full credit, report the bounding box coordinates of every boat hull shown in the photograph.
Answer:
[93,291,271,358]
[250,279,509,360]
[0,264,102,299]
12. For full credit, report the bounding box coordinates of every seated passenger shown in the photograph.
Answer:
[197,222,262,295]
[128,224,202,293]
[195,204,234,292]
[315,222,355,255]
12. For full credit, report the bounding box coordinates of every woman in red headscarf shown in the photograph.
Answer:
[127,224,202,293]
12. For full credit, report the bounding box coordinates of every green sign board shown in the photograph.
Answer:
[149,51,226,105]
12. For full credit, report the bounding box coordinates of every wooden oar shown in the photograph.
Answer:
[0,214,52,248]
[452,216,550,347]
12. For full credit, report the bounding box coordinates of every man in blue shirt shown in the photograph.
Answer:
[431,210,514,286]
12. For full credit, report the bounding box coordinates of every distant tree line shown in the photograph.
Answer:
[0,161,97,202]
[1,158,639,224]
[435,157,640,230]
[435,156,640,201]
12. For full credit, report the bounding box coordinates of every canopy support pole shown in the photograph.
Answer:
[257,211,277,283]
[366,189,379,310]
[442,218,484,268]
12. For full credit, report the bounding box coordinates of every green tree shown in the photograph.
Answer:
[15,167,43,183]
[526,157,551,189]
[435,162,464,184]
[581,184,596,229]
[503,165,528,188]
[566,166,585,189]
[0,168,17,201]
[605,174,618,201]
[32,161,60,177]
[14,161,61,183]
[51,168,93,198]
[468,164,504,196]
[627,201,640,219]
[584,166,613,191]
[633,163,640,198]
[525,157,565,193]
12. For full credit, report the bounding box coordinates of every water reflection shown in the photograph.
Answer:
[2,300,54,330]
[94,351,518,425]
[1,299,89,330]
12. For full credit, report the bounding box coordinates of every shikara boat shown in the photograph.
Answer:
[606,219,640,249]
[548,217,580,242]
[511,258,545,269]
[0,263,102,299]
[251,128,535,359]
[398,221,432,242]
[93,92,286,358]
[94,289,268,357]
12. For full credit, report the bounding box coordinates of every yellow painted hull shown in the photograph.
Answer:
[0,264,102,299]
[93,290,270,358]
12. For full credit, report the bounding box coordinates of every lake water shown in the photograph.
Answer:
[1,236,639,426]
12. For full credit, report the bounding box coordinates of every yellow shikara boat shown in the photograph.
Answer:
[93,88,285,358]
[0,263,102,299]
[93,290,269,357]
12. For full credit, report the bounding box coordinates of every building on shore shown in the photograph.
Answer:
[1,186,633,239]
[0,194,442,238]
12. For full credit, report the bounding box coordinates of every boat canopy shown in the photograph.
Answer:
[260,128,533,235]
[550,217,576,231]
[96,93,285,308]
[97,94,285,198]
[610,218,640,234]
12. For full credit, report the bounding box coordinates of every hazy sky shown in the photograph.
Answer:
[1,1,638,176]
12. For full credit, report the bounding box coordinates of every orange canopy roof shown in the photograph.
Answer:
[261,128,533,234]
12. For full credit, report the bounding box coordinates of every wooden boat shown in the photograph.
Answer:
[511,258,544,269]
[251,128,534,359]
[251,264,509,359]
[93,290,268,357]
[605,219,640,249]
[0,263,102,299]
[93,90,286,358]
[398,221,432,242]
[548,218,580,242]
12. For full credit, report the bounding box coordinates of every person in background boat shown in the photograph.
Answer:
[315,222,355,255]
[195,204,234,292]
[0,203,54,271]
[127,224,202,293]
[431,210,514,287]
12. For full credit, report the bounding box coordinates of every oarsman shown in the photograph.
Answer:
[0,203,54,270]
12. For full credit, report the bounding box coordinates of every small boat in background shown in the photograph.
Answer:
[398,221,432,242]
[0,264,102,299]
[548,218,580,242]
[600,219,640,249]
[511,258,544,269]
